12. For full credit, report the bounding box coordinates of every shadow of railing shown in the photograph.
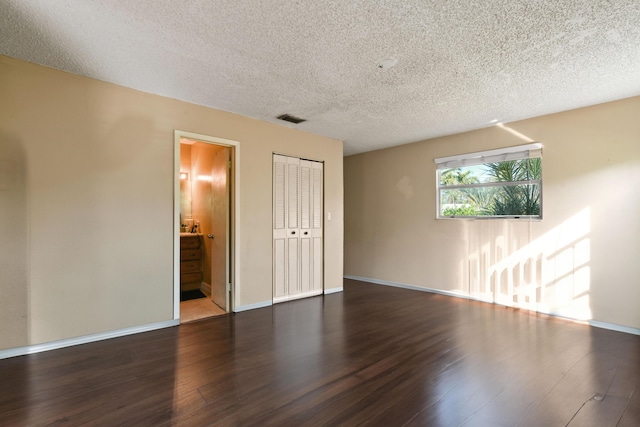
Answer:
[468,208,591,320]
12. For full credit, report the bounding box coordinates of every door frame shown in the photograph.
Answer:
[173,130,240,320]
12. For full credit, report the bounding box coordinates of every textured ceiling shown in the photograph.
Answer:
[1,1,639,155]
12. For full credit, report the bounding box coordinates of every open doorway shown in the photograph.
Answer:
[174,131,238,323]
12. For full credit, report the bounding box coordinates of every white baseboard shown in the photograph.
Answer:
[586,320,640,336]
[344,275,472,300]
[233,300,272,312]
[273,290,323,304]
[235,289,341,311]
[345,275,640,336]
[0,319,180,360]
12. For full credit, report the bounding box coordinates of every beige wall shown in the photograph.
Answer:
[0,55,343,350]
[345,97,640,330]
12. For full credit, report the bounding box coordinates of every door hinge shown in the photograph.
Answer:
[227,283,231,292]
[228,160,231,170]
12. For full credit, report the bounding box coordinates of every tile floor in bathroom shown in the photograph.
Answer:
[180,296,227,323]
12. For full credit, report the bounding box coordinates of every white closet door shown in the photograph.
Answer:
[311,161,323,292]
[273,155,323,303]
[300,160,313,294]
[273,155,287,299]
[286,156,300,296]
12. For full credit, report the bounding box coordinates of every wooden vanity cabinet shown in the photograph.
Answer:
[180,234,203,291]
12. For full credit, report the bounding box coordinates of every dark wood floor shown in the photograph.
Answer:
[1,279,639,426]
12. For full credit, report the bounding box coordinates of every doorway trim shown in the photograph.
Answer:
[173,130,240,320]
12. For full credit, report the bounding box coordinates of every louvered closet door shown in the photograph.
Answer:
[273,155,323,303]
[273,155,300,299]
[300,160,323,294]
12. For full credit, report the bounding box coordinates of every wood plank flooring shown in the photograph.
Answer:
[1,279,638,426]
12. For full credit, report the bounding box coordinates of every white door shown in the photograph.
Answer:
[273,155,300,301]
[273,155,323,303]
[300,159,323,294]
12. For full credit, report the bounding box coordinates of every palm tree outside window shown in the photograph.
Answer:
[435,144,542,219]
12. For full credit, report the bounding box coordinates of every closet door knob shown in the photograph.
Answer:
[291,231,296,235]
[207,234,214,239]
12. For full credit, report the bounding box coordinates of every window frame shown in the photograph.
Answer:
[435,143,543,220]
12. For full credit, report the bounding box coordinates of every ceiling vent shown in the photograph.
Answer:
[277,114,306,124]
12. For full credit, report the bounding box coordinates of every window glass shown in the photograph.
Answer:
[438,157,542,219]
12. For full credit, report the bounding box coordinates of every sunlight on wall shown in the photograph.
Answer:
[537,208,591,320]
[495,123,535,143]
[468,208,591,320]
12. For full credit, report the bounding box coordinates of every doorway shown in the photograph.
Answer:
[174,131,239,323]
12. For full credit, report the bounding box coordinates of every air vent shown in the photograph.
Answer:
[277,114,306,124]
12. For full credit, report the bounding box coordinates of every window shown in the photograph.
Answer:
[435,143,542,219]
